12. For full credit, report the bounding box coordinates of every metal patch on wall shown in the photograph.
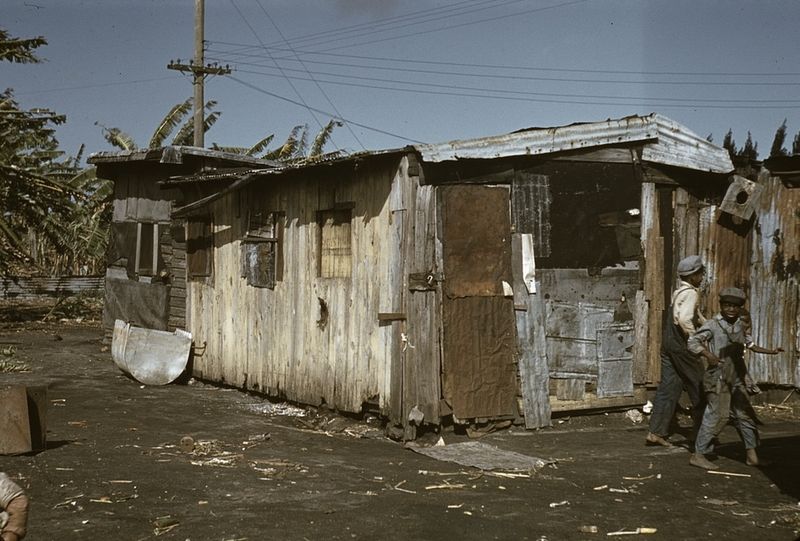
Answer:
[596,323,634,398]
[440,185,512,298]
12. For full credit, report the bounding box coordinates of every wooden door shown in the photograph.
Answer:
[439,185,517,419]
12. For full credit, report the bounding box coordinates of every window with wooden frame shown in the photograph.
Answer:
[187,215,213,279]
[134,222,168,277]
[318,205,352,279]
[241,210,284,288]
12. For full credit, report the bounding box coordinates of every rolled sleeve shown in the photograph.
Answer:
[674,288,700,336]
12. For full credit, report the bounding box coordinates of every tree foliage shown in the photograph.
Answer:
[770,119,788,158]
[0,28,47,64]
[721,128,759,161]
[1,28,111,276]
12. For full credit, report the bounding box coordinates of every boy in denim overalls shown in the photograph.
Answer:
[687,287,784,470]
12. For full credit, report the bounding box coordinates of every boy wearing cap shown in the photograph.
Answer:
[688,287,784,470]
[646,255,707,447]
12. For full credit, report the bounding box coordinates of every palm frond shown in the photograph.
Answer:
[309,119,343,158]
[264,125,306,161]
[95,122,137,151]
[171,101,219,147]
[148,98,192,148]
[247,134,275,156]
[211,143,248,154]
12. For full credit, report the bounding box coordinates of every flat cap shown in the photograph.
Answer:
[719,286,746,306]
[677,255,704,276]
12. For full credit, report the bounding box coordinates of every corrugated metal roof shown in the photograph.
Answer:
[161,148,407,186]
[415,113,733,174]
[87,145,280,167]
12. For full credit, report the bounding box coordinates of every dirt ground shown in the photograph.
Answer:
[1,318,800,541]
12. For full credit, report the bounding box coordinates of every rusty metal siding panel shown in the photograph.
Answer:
[748,172,800,386]
[696,204,750,317]
[440,185,512,298]
[442,296,517,419]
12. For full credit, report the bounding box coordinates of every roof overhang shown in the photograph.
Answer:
[414,113,733,174]
[88,145,280,168]
[764,155,800,188]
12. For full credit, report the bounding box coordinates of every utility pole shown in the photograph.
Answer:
[167,0,230,148]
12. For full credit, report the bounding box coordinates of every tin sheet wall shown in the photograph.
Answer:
[748,172,799,386]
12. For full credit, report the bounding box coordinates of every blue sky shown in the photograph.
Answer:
[5,0,800,162]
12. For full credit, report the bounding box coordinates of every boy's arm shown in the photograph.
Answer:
[687,326,721,365]
[748,344,784,355]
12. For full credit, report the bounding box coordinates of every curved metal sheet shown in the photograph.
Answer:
[112,319,192,385]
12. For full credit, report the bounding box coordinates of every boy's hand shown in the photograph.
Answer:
[771,347,785,355]
[704,352,721,366]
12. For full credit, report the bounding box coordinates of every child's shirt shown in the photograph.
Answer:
[687,314,754,385]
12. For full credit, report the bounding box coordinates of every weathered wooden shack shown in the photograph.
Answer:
[159,113,751,436]
[87,147,275,339]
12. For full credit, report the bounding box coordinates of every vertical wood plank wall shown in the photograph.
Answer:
[188,156,413,415]
[639,182,664,383]
[402,166,443,431]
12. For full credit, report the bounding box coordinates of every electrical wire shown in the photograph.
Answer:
[223,64,800,104]
[229,0,329,142]
[254,0,366,150]
[232,68,800,110]
[227,75,425,144]
[208,43,800,79]
[207,52,800,88]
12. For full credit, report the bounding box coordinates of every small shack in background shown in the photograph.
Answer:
[88,147,275,339]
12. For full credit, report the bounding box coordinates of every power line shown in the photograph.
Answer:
[227,75,425,144]
[271,0,527,51]
[262,0,591,53]
[265,0,514,50]
[208,42,800,79]
[226,64,800,104]
[13,76,181,96]
[230,0,329,141]
[232,68,800,110]
[254,0,366,151]
[207,52,800,88]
